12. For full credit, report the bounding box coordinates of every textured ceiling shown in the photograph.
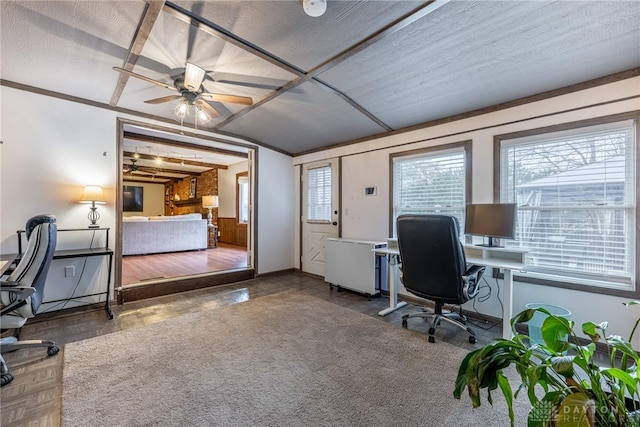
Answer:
[1,0,639,156]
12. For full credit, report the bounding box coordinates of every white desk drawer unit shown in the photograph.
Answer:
[324,238,387,298]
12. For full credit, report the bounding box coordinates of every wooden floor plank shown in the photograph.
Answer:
[121,243,248,284]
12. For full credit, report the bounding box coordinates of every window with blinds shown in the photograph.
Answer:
[238,175,249,223]
[307,165,332,222]
[499,119,636,290]
[392,145,468,234]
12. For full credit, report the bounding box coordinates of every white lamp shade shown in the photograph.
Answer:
[303,0,326,17]
[79,185,106,204]
[202,195,219,208]
[184,62,206,91]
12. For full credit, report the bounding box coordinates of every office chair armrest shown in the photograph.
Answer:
[464,264,485,279]
[462,265,485,300]
[0,283,36,316]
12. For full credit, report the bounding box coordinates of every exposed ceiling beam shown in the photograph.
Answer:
[123,150,228,170]
[123,162,203,176]
[110,0,165,106]
[123,175,170,183]
[163,1,305,78]
[124,131,247,160]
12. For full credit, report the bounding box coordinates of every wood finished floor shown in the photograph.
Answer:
[121,243,248,285]
[0,271,502,427]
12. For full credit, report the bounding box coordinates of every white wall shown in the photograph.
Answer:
[218,160,248,219]
[0,87,296,295]
[256,148,296,274]
[294,76,640,346]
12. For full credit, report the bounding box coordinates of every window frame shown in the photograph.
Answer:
[306,164,333,223]
[389,140,472,237]
[493,111,640,298]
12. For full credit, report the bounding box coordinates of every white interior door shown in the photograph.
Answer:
[302,158,340,276]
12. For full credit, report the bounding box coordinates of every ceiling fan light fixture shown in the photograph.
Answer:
[184,62,206,91]
[303,0,326,17]
[194,104,213,124]
[173,100,189,119]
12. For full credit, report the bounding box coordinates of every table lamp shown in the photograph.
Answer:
[79,185,106,228]
[202,195,219,227]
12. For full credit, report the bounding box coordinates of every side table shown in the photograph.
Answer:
[208,224,218,248]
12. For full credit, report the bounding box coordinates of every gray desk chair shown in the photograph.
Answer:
[397,214,485,343]
[1,214,58,386]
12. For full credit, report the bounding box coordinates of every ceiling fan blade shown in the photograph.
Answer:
[184,62,206,92]
[112,67,177,91]
[200,92,253,106]
[144,95,182,104]
[196,101,221,119]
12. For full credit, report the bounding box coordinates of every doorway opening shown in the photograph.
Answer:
[115,120,256,301]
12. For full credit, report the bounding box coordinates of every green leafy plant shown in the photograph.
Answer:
[454,301,640,426]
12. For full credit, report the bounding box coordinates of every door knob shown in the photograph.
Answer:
[332,222,338,226]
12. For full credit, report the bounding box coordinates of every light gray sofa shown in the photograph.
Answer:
[122,214,208,255]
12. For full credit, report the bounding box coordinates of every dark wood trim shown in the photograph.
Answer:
[295,68,640,157]
[254,268,297,278]
[388,140,473,237]
[0,79,293,157]
[116,269,255,303]
[109,0,165,106]
[493,110,640,298]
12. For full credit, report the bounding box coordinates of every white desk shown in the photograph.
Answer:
[372,247,408,316]
[464,245,527,339]
[374,245,527,339]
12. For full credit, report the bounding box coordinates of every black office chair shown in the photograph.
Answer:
[0,214,58,386]
[397,214,485,343]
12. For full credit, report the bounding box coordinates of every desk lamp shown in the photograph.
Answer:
[202,195,219,227]
[79,185,106,228]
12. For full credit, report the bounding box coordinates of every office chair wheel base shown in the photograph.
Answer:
[401,319,408,328]
[428,327,435,335]
[428,335,435,343]
[468,336,476,344]
[1,373,13,387]
[47,345,59,356]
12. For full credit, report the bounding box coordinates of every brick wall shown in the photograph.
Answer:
[166,169,219,222]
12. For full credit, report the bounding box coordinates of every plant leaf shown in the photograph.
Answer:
[550,355,575,378]
[541,315,572,353]
[555,392,595,427]
[497,371,515,427]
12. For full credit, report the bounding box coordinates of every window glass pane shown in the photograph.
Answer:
[393,148,466,233]
[307,166,332,221]
[500,120,636,288]
[238,176,249,223]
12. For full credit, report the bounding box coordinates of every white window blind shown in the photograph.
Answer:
[393,148,466,233]
[500,120,636,289]
[307,165,332,222]
[238,176,249,223]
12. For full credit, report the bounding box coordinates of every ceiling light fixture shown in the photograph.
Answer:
[172,100,213,125]
[303,0,326,17]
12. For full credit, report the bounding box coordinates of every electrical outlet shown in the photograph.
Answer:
[65,265,75,277]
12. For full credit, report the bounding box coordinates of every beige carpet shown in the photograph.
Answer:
[62,291,529,426]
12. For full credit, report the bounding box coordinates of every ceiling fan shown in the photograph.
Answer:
[113,63,253,122]
[123,158,142,175]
